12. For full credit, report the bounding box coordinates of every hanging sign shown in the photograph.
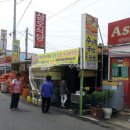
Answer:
[0,29,7,54]
[81,14,98,70]
[34,11,46,49]
[12,40,20,63]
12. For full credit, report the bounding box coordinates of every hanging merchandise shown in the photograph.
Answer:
[27,96,31,103]
[34,98,38,105]
[1,81,8,93]
[32,97,35,104]
[38,98,42,106]
[22,88,29,98]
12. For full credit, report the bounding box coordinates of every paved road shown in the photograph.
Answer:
[0,93,128,130]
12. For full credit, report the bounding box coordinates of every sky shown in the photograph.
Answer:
[0,0,130,54]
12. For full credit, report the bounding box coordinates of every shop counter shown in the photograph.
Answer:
[71,93,89,109]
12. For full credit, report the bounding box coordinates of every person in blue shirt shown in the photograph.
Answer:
[41,75,53,113]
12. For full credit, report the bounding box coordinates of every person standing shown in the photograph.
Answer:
[60,77,68,108]
[10,73,22,110]
[41,75,53,113]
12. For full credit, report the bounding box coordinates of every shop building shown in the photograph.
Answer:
[108,17,130,108]
[29,47,108,111]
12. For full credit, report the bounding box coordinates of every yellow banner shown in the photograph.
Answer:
[32,48,79,67]
[12,40,20,63]
[85,14,98,70]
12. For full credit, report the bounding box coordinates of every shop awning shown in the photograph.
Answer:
[109,45,130,57]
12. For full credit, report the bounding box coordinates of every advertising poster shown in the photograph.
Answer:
[0,29,7,54]
[34,11,46,49]
[12,40,20,63]
[81,14,98,70]
[32,48,79,67]
[112,58,129,81]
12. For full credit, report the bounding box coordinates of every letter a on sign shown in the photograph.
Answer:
[108,18,130,46]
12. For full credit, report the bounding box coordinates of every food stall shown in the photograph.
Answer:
[29,48,98,111]
[29,48,80,99]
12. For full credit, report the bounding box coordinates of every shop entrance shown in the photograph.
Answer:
[110,57,130,108]
[62,66,80,93]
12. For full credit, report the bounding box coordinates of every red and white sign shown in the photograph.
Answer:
[34,11,46,49]
[108,18,130,46]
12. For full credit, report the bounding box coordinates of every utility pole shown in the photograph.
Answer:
[98,25,104,87]
[25,27,28,71]
[13,0,16,40]
[12,0,16,71]
[25,27,28,60]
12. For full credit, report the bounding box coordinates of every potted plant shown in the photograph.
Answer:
[102,89,115,119]
[89,91,106,119]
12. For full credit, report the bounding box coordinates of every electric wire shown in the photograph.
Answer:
[27,0,106,34]
[0,0,10,2]
[16,0,107,50]
[17,0,32,27]
[65,0,103,18]
[16,30,60,52]
[47,0,83,19]
[27,0,106,36]
[17,0,25,5]
[18,29,80,51]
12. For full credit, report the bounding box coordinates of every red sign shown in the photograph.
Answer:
[108,18,130,46]
[34,12,46,49]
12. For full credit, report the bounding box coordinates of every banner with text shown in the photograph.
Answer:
[34,11,46,49]
[32,48,79,67]
[81,14,98,70]
[12,40,20,63]
[108,18,130,46]
[0,29,7,54]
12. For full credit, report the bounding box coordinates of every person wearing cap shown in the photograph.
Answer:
[10,73,22,111]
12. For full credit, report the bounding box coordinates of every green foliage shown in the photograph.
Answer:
[89,91,106,108]
[89,89,115,108]
[103,89,115,107]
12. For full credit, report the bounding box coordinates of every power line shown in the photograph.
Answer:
[16,30,60,52]
[29,1,81,26]
[17,0,25,5]
[66,0,103,18]
[17,0,32,27]
[0,0,10,2]
[47,0,82,19]
[47,30,80,32]
[46,42,60,51]
[26,0,105,30]
[17,30,33,41]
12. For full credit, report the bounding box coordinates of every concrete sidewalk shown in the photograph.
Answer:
[106,111,130,129]
[50,106,130,129]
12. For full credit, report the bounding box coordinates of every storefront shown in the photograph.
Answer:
[108,18,130,108]
[0,50,34,94]
[0,51,12,75]
[109,46,130,108]
[29,48,80,91]
[29,48,97,111]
